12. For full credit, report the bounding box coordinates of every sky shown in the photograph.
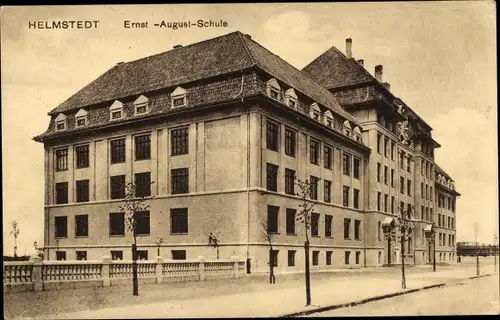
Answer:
[1,2,497,256]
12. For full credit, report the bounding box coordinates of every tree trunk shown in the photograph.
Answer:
[304,240,311,306]
[132,233,139,296]
[217,246,219,260]
[268,246,276,284]
[433,239,436,272]
[401,237,406,289]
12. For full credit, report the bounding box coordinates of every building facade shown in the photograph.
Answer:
[34,31,459,273]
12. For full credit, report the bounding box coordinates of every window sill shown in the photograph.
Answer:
[110,161,126,165]
[134,158,152,162]
[56,169,69,172]
[171,233,188,235]
[55,237,68,239]
[325,236,333,239]
[75,166,90,169]
[109,234,125,237]
[75,236,88,238]
[286,233,297,236]
[312,235,320,238]
[135,234,150,237]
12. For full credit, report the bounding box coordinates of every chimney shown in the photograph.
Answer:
[244,33,252,40]
[383,82,391,92]
[375,65,383,82]
[117,62,123,65]
[357,59,364,67]
[346,38,352,59]
[173,45,183,49]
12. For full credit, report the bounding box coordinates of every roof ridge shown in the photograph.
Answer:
[236,31,257,67]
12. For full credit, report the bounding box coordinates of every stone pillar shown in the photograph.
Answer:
[232,256,239,279]
[156,257,164,284]
[30,256,43,292]
[198,256,205,281]
[101,256,111,287]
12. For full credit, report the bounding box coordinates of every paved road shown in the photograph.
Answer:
[310,274,500,316]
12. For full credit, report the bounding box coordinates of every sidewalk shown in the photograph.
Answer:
[25,264,495,319]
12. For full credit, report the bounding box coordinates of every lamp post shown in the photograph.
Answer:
[425,223,436,272]
[155,237,164,257]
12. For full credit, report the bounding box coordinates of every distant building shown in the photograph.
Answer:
[33,32,459,273]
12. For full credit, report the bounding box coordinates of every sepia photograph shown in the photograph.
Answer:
[1,2,498,318]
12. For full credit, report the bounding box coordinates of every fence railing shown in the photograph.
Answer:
[4,256,244,293]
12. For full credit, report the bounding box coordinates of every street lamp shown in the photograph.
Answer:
[382,218,396,266]
[424,222,436,272]
[155,237,164,257]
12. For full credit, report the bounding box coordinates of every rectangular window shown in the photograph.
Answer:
[109,212,125,236]
[171,127,189,156]
[76,251,87,261]
[391,196,395,214]
[421,160,425,176]
[384,194,388,212]
[325,215,333,237]
[430,187,433,201]
[111,250,123,260]
[377,133,382,154]
[267,205,279,234]
[54,216,67,238]
[110,175,125,199]
[76,179,90,202]
[310,176,319,200]
[286,208,296,235]
[55,148,68,171]
[55,182,68,204]
[135,172,151,197]
[75,145,89,168]
[324,145,332,169]
[310,139,319,165]
[285,168,295,195]
[110,138,126,164]
[343,153,351,176]
[56,251,66,261]
[311,213,320,237]
[284,128,296,157]
[384,137,389,157]
[421,182,424,199]
[75,214,88,237]
[134,134,151,160]
[135,211,150,235]
[400,201,405,215]
[324,180,332,203]
[171,208,188,234]
[111,110,122,120]
[172,250,186,260]
[353,189,360,209]
[426,207,429,221]
[400,152,405,169]
[136,250,148,261]
[391,169,395,187]
[171,168,189,194]
[407,180,412,197]
[400,177,405,194]
[384,166,388,185]
[266,163,279,192]
[421,206,425,220]
[354,220,361,240]
[378,222,382,241]
[326,251,332,265]
[353,158,360,179]
[312,251,319,266]
[266,120,280,152]
[343,185,349,207]
[173,97,185,107]
[426,185,429,200]
[344,218,351,239]
[288,250,296,267]
[377,163,381,183]
[377,192,381,211]
[270,250,279,267]
[355,251,361,264]
[345,251,350,265]
[391,140,395,160]
[407,158,411,173]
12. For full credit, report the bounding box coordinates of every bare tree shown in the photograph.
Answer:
[207,232,221,260]
[394,205,415,289]
[119,182,154,296]
[260,220,276,284]
[295,178,319,306]
[10,221,20,257]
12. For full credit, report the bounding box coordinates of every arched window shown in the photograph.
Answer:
[55,113,67,131]
[284,88,298,109]
[171,86,188,108]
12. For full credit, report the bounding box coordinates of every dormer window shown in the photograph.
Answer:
[343,120,352,137]
[55,113,67,131]
[134,95,149,115]
[284,88,297,109]
[323,111,334,128]
[309,102,321,121]
[109,100,124,121]
[75,109,88,128]
[171,86,187,108]
[267,78,281,101]
[353,126,362,142]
